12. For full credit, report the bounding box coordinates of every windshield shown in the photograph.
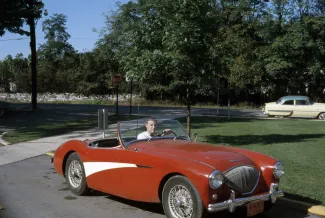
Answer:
[276,98,283,104]
[118,119,190,147]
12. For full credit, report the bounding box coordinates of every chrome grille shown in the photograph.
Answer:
[224,166,260,194]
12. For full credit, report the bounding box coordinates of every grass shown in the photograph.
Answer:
[3,114,141,144]
[177,116,325,205]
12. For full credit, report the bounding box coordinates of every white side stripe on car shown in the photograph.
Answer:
[83,162,137,177]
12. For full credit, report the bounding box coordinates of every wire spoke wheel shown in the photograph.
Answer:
[168,185,193,218]
[68,160,83,188]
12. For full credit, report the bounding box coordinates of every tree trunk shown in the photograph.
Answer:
[28,1,37,110]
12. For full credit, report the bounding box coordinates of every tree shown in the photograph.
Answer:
[103,0,219,134]
[0,0,29,36]
[38,13,75,92]
[11,54,30,92]
[0,55,14,92]
[0,0,45,110]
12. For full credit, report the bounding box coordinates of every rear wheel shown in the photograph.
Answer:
[162,175,205,218]
[65,152,89,195]
[318,113,325,120]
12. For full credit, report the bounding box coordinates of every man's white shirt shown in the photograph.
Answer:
[137,131,152,139]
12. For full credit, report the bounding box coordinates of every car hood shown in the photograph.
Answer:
[265,102,276,105]
[142,140,255,171]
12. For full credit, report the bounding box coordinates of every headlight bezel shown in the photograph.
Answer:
[209,170,224,189]
[273,161,284,178]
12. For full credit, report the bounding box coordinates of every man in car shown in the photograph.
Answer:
[137,117,172,139]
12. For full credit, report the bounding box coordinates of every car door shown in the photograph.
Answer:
[293,100,315,118]
[83,146,124,197]
[117,145,164,203]
[277,100,295,116]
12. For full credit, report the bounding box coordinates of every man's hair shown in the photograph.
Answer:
[146,117,157,124]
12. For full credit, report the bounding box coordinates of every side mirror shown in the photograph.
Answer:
[192,133,198,142]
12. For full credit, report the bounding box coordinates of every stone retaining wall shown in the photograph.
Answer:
[0,93,142,103]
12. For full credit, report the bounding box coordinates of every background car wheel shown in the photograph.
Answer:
[318,113,325,120]
[162,175,205,218]
[65,152,89,196]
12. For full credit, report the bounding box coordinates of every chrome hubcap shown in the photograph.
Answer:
[168,185,193,218]
[320,114,325,120]
[68,160,82,188]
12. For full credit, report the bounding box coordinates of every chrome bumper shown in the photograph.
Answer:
[208,183,284,213]
[262,108,268,115]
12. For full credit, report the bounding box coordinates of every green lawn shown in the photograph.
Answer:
[3,115,140,144]
[177,116,325,205]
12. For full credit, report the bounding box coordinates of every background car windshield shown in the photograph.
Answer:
[276,98,283,104]
[118,119,190,143]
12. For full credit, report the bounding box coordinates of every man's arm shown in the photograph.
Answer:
[162,129,172,136]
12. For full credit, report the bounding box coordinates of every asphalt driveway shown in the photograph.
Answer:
[0,155,311,218]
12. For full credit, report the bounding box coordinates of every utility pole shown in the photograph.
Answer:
[27,0,38,110]
[129,79,133,116]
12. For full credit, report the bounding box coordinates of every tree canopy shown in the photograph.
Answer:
[1,0,325,107]
[0,0,44,36]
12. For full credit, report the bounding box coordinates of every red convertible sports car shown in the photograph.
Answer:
[53,119,284,218]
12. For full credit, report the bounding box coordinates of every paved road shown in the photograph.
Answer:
[0,155,311,218]
[0,102,265,135]
[4,102,265,117]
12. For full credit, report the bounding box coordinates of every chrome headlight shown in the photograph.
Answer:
[273,162,284,178]
[209,170,224,189]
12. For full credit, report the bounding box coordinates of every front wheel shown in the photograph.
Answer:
[65,152,89,196]
[162,175,205,218]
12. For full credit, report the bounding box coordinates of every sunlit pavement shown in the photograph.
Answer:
[0,155,313,218]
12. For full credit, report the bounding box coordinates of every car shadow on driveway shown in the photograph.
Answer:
[85,192,307,218]
[284,192,322,205]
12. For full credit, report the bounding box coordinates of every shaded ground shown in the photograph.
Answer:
[0,102,264,135]
[0,107,99,135]
[0,155,312,218]
[0,107,142,144]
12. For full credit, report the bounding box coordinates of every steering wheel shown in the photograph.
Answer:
[153,130,177,137]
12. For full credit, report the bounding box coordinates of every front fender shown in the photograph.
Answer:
[152,153,216,208]
[53,140,89,176]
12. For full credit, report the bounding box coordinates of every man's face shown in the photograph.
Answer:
[146,120,157,134]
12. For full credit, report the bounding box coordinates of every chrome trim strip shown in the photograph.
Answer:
[207,183,284,213]
[241,169,261,195]
[136,165,153,168]
[268,110,293,112]
[222,164,256,174]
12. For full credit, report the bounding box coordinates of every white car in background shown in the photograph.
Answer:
[262,96,325,119]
